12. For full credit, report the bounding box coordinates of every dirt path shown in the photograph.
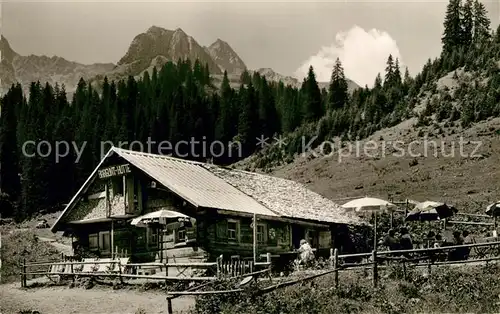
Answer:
[37,236,73,256]
[0,283,195,314]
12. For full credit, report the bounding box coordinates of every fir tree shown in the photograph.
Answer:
[461,0,474,47]
[393,58,402,87]
[384,55,395,87]
[258,77,279,138]
[328,58,349,110]
[302,66,323,122]
[442,0,462,53]
[473,0,491,42]
[237,82,259,156]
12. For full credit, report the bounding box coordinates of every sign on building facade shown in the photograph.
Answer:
[98,164,131,179]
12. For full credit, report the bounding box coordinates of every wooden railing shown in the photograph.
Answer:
[20,253,272,288]
[326,240,500,288]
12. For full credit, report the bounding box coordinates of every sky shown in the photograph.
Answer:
[1,0,499,87]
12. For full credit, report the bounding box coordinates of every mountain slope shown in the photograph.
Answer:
[0,36,115,95]
[272,117,500,212]
[234,60,500,213]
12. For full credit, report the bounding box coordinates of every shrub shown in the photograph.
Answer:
[190,265,500,314]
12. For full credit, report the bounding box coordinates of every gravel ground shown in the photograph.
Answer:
[0,282,195,314]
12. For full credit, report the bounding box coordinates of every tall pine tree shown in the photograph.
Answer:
[461,0,474,47]
[328,58,349,110]
[442,0,462,53]
[302,66,323,122]
[473,0,491,42]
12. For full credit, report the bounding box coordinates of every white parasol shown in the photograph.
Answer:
[341,197,396,212]
[130,209,190,228]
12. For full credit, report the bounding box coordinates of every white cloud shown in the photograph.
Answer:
[294,25,404,88]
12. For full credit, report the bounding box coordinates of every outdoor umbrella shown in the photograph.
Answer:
[341,197,396,213]
[342,197,396,250]
[485,202,500,217]
[130,209,190,228]
[405,201,457,221]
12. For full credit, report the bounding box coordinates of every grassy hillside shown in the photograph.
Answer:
[273,117,500,211]
[236,62,500,213]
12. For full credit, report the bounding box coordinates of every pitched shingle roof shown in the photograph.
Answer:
[52,147,362,232]
[113,148,278,217]
[204,165,362,225]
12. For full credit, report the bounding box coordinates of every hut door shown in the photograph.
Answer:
[291,225,305,249]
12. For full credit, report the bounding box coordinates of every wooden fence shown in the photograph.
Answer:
[19,241,500,314]
[329,239,500,288]
[22,240,500,288]
[20,253,272,288]
[162,238,500,312]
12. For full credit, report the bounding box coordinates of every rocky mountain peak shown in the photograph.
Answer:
[174,27,187,35]
[206,38,246,75]
[170,28,191,52]
[117,26,221,74]
[146,25,170,35]
[1,36,18,63]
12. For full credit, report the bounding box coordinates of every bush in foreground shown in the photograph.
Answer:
[191,264,500,314]
[0,229,60,284]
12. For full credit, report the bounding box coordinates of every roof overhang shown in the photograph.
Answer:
[51,148,116,233]
[68,214,138,225]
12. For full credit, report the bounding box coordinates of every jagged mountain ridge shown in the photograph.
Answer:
[0,35,115,95]
[1,26,360,95]
[117,26,223,75]
[253,68,359,92]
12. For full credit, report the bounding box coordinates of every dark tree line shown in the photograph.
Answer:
[1,0,500,220]
[442,0,491,54]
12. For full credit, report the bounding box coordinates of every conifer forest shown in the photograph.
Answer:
[1,0,500,220]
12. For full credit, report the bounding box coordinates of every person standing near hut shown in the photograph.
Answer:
[297,239,315,267]
[449,231,464,261]
[382,229,400,251]
[399,227,413,258]
[462,230,473,259]
[433,234,443,248]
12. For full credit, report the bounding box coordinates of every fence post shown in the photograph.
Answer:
[402,259,407,280]
[266,253,273,283]
[167,298,173,314]
[333,248,339,289]
[372,250,378,288]
[71,259,75,282]
[216,255,222,278]
[20,258,26,288]
[329,248,334,267]
[118,259,123,284]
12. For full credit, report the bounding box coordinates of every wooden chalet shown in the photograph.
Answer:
[51,147,363,263]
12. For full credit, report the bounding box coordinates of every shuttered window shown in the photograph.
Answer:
[216,220,228,240]
[257,224,267,244]
[99,231,111,253]
[89,234,98,250]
